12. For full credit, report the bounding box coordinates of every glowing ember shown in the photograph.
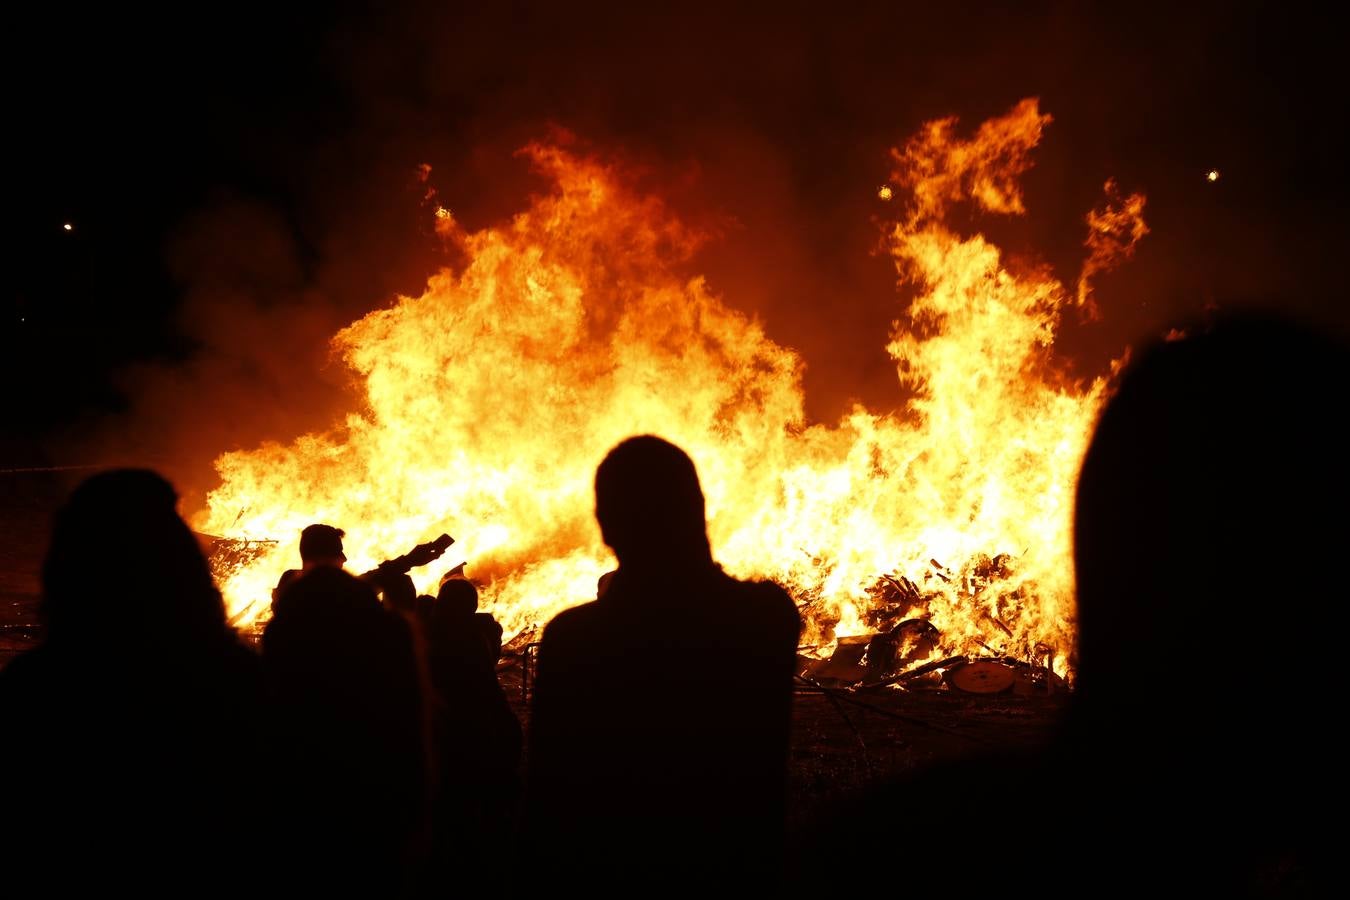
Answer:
[877,185,893,201]
[1207,169,1221,182]
[197,99,1146,679]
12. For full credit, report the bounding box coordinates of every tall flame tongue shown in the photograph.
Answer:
[198,99,1145,679]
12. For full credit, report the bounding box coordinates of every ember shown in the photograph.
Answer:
[199,99,1146,681]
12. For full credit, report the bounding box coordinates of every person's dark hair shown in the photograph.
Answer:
[594,435,711,566]
[435,578,479,619]
[381,572,418,615]
[40,469,228,648]
[1074,312,1348,712]
[597,569,616,598]
[299,524,346,564]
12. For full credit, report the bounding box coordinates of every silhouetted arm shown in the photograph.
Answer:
[359,534,455,586]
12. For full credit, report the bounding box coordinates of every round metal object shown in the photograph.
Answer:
[946,659,1017,694]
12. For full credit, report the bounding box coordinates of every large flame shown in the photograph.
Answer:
[198,99,1145,678]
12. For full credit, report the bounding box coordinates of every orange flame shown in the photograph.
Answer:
[197,99,1144,679]
[1077,179,1149,317]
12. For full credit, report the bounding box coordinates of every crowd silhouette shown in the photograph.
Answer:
[2,312,1344,897]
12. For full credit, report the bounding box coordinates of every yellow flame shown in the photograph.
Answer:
[877,185,893,201]
[1206,169,1221,182]
[198,99,1144,678]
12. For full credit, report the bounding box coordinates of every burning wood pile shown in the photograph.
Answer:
[203,536,277,626]
[191,100,1138,689]
[797,554,1067,695]
[205,536,1067,705]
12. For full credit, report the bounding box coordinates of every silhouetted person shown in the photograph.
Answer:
[262,565,428,893]
[791,314,1349,897]
[270,523,343,611]
[1066,313,1348,893]
[437,576,505,661]
[415,589,436,624]
[271,523,452,612]
[526,435,801,893]
[382,570,420,617]
[0,470,271,894]
[424,577,521,885]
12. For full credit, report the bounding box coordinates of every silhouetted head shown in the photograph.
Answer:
[415,592,435,624]
[41,469,228,650]
[436,577,479,618]
[1074,314,1348,751]
[382,572,418,615]
[595,435,712,569]
[597,569,616,598]
[299,523,346,568]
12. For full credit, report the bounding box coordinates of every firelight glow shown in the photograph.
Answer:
[198,98,1146,679]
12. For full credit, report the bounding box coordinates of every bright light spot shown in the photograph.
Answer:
[877,185,894,201]
[435,206,453,219]
[1206,169,1220,183]
[62,223,73,231]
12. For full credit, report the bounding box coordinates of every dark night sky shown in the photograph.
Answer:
[5,1,1347,494]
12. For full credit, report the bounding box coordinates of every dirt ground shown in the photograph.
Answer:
[490,660,1068,837]
[1,468,1069,836]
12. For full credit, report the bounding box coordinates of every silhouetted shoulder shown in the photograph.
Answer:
[719,577,801,648]
[740,578,800,626]
[537,599,604,648]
